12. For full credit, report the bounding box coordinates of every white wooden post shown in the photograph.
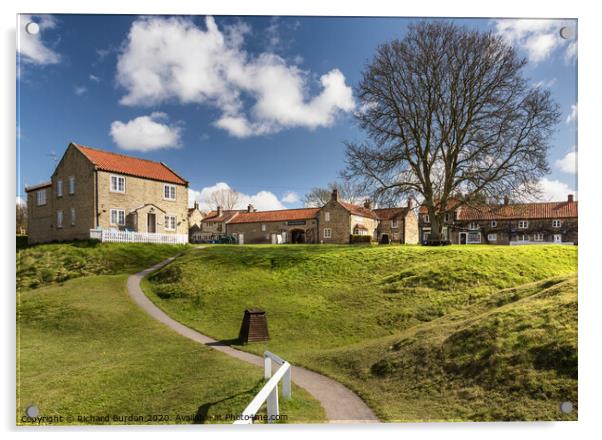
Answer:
[264,354,272,379]
[266,386,279,423]
[282,367,291,399]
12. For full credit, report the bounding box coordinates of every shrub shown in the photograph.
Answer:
[350,234,372,244]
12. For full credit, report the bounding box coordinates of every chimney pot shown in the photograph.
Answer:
[503,196,509,205]
[363,198,372,210]
[194,201,199,210]
[247,204,254,213]
[407,198,413,209]
[568,194,574,203]
[217,206,222,216]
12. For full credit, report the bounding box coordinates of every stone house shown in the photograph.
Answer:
[187,201,205,243]
[373,205,419,244]
[199,207,245,241]
[25,142,189,244]
[418,195,578,245]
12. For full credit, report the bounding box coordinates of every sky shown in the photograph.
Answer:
[16,15,577,211]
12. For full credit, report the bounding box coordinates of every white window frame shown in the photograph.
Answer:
[467,231,481,244]
[552,219,562,228]
[164,214,177,231]
[68,176,75,195]
[488,233,497,242]
[468,222,479,230]
[110,175,126,193]
[518,220,529,229]
[70,207,76,226]
[490,220,497,228]
[391,220,398,228]
[517,233,529,242]
[163,184,177,201]
[56,179,63,197]
[261,224,267,232]
[554,234,562,243]
[36,189,47,206]
[444,213,451,223]
[110,208,126,226]
[324,228,332,238]
[325,212,330,222]
[56,210,63,229]
[423,214,430,223]
[533,233,544,242]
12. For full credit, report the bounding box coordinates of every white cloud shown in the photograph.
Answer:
[110,112,182,151]
[494,19,575,64]
[116,16,355,138]
[74,86,87,96]
[188,182,286,211]
[566,103,577,124]
[89,74,101,83]
[537,177,577,201]
[18,15,60,65]
[533,78,556,88]
[282,191,300,204]
[555,151,577,174]
[16,196,25,205]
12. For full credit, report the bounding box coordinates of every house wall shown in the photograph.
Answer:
[26,186,53,244]
[96,170,188,234]
[452,218,578,244]
[350,214,379,238]
[227,219,318,244]
[317,200,351,243]
[404,211,419,244]
[188,208,204,229]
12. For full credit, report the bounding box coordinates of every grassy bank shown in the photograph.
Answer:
[143,244,578,421]
[17,241,187,290]
[17,274,324,424]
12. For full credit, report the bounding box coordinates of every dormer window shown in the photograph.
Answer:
[552,219,562,228]
[491,220,497,228]
[518,220,529,229]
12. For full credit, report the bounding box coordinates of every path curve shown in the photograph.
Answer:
[127,254,378,424]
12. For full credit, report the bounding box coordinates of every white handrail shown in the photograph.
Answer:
[233,352,292,424]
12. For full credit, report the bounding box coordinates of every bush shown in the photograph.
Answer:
[350,234,372,244]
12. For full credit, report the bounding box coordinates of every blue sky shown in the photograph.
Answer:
[17,15,577,210]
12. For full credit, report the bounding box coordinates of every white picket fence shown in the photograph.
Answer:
[89,229,188,244]
[233,351,292,424]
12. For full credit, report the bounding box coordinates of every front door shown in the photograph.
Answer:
[147,213,156,233]
[554,234,562,243]
[459,232,467,245]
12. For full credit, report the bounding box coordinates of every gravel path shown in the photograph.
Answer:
[127,254,379,424]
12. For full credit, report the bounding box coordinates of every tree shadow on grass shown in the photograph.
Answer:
[194,379,264,424]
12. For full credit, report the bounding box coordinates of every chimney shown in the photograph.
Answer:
[568,194,574,203]
[363,199,372,210]
[194,201,199,210]
[331,188,339,202]
[217,206,222,217]
[503,196,509,205]
[407,198,413,209]
[247,204,254,213]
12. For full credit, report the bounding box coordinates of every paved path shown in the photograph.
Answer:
[127,254,379,424]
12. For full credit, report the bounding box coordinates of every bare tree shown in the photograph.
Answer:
[210,188,241,211]
[343,21,560,242]
[303,181,365,207]
[16,200,27,234]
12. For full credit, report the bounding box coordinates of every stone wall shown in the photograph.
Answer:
[317,200,351,244]
[452,218,578,244]
[227,219,318,244]
[404,211,419,244]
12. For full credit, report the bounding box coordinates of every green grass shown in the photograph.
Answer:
[142,244,578,421]
[17,275,325,425]
[17,241,188,291]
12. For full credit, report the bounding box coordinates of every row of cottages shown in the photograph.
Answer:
[25,143,190,244]
[418,195,578,245]
[198,189,420,244]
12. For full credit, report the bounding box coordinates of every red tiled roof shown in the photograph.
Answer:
[202,210,242,223]
[74,143,188,185]
[373,207,409,220]
[457,201,578,221]
[339,201,379,219]
[418,198,461,214]
[228,208,320,224]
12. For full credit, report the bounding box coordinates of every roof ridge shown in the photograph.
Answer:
[73,142,168,167]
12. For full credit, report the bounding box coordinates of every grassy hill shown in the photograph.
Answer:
[17,274,324,424]
[143,244,578,421]
[17,241,187,290]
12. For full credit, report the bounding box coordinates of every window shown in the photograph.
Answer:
[554,234,562,243]
[324,228,332,238]
[110,208,125,226]
[68,176,75,195]
[70,208,76,226]
[36,189,47,206]
[423,214,430,223]
[56,210,63,228]
[552,219,562,228]
[444,213,451,222]
[467,232,481,244]
[391,220,398,228]
[488,233,497,242]
[163,184,176,200]
[518,220,529,229]
[423,231,431,242]
[110,175,125,193]
[164,215,177,231]
[56,179,63,197]
[533,233,544,242]
[468,222,479,230]
[325,212,330,222]
[491,220,497,228]
[261,224,267,232]
[517,234,529,242]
